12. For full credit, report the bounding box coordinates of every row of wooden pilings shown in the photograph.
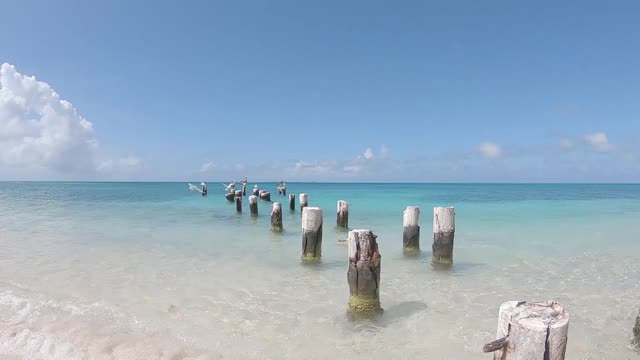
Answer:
[222,189,640,359]
[227,190,456,263]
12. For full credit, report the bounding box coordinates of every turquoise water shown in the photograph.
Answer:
[1,182,639,359]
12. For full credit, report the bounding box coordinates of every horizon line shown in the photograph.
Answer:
[1,181,639,185]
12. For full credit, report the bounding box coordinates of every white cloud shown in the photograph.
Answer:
[200,161,216,172]
[119,155,141,167]
[380,144,389,158]
[363,148,374,160]
[290,145,391,178]
[559,138,574,149]
[478,142,502,159]
[0,63,97,172]
[292,160,336,176]
[96,160,114,173]
[584,132,615,152]
[343,164,363,174]
[96,156,143,173]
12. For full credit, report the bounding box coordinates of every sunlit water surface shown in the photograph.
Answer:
[1,182,639,359]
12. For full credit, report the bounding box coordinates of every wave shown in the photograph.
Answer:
[0,286,222,360]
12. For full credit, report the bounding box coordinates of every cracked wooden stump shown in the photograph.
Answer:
[234,190,242,213]
[299,193,308,213]
[337,200,349,229]
[271,202,283,231]
[301,207,322,260]
[347,229,381,313]
[252,186,260,197]
[484,301,569,360]
[249,195,258,216]
[402,206,420,253]
[433,207,455,264]
[225,192,234,202]
[289,194,295,211]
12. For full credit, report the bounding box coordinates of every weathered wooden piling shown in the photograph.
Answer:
[299,193,308,212]
[289,194,295,211]
[271,202,283,231]
[347,229,381,312]
[403,206,420,253]
[483,301,569,360]
[301,207,322,260]
[252,186,259,197]
[225,192,235,202]
[337,200,349,229]
[634,307,640,345]
[242,185,246,196]
[234,190,242,212]
[249,195,258,215]
[432,207,455,264]
[259,190,271,201]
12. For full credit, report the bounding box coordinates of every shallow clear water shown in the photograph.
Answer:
[0,182,639,359]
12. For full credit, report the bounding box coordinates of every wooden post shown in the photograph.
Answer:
[234,190,242,213]
[403,206,420,253]
[225,192,235,202]
[347,229,381,312]
[337,200,349,229]
[242,185,246,196]
[271,202,283,231]
[259,191,271,201]
[301,207,322,260]
[252,186,259,197]
[433,207,455,264]
[634,307,640,345]
[299,193,308,212]
[483,301,569,360]
[249,195,258,216]
[289,194,295,211]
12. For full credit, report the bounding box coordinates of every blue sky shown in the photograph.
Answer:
[0,0,638,182]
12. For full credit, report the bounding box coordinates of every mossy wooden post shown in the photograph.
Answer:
[337,200,349,229]
[271,202,283,231]
[347,229,381,312]
[301,207,322,260]
[432,207,455,264]
[402,206,420,253]
[634,307,640,345]
[259,190,271,201]
[483,301,569,360]
[299,193,308,213]
[252,185,259,197]
[289,194,295,211]
[225,192,235,202]
[249,195,258,216]
[234,190,242,213]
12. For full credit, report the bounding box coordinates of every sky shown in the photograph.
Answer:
[0,0,638,182]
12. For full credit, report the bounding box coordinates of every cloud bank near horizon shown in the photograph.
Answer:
[1,63,636,182]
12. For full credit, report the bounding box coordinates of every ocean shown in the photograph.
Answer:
[0,182,639,359]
